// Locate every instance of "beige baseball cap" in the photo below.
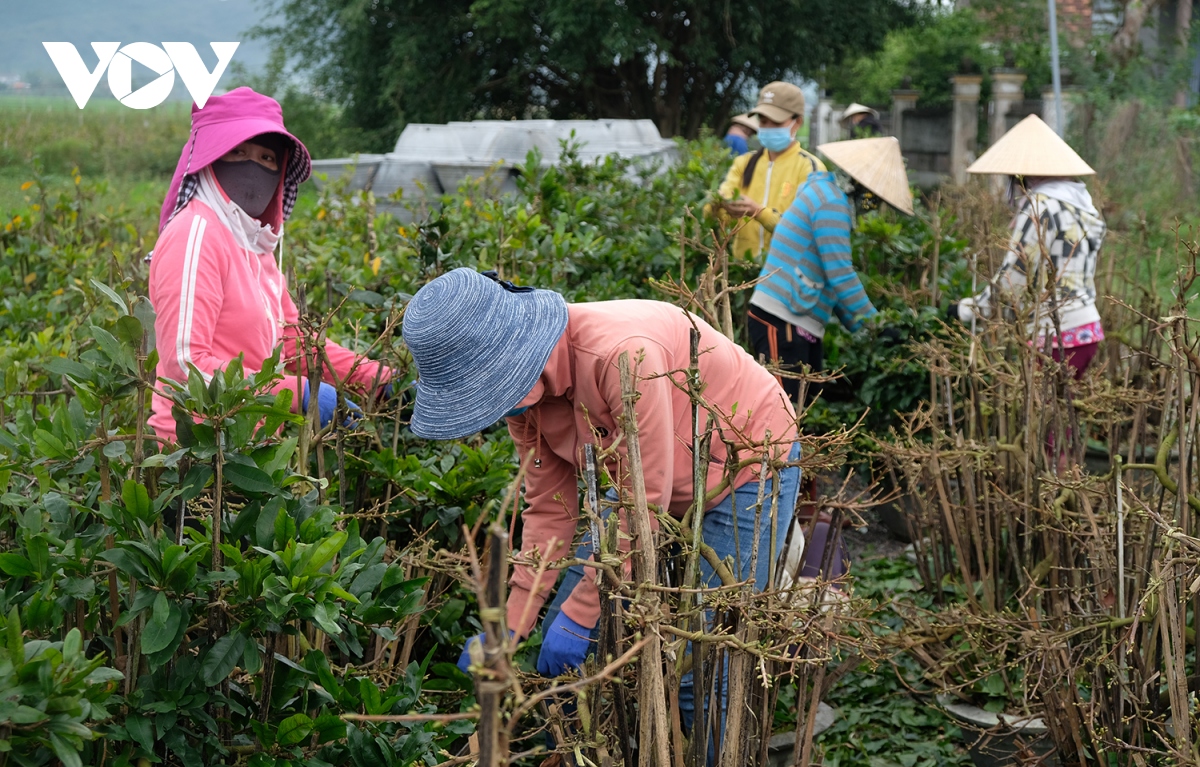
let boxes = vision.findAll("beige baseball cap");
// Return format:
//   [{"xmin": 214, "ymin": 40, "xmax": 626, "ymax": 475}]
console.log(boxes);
[{"xmin": 750, "ymin": 82, "xmax": 806, "ymax": 124}]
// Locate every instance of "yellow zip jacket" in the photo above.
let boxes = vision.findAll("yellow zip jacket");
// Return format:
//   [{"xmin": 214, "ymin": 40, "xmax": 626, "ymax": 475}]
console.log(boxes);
[{"xmin": 715, "ymin": 142, "xmax": 826, "ymax": 260}]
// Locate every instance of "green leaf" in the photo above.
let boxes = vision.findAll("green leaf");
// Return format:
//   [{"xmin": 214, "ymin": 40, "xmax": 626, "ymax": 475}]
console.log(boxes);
[
  {"xmin": 90, "ymin": 279, "xmax": 129, "ymax": 316},
  {"xmin": 124, "ymin": 712, "xmax": 154, "ymax": 752},
  {"xmin": 113, "ymin": 314, "xmax": 144, "ymax": 349},
  {"xmin": 347, "ymin": 289, "xmax": 384, "ymax": 307},
  {"xmin": 307, "ymin": 531, "xmax": 348, "ymax": 574},
  {"xmin": 102, "ymin": 439, "xmax": 128, "ymax": 459},
  {"xmin": 141, "ymin": 599, "xmax": 183, "ymax": 655},
  {"xmin": 63, "ymin": 628, "xmax": 82, "ymax": 659},
  {"xmin": 276, "ymin": 712, "xmax": 314, "ymax": 745},
  {"xmin": 310, "ymin": 602, "xmax": 342, "ymax": 635},
  {"xmin": 152, "ymin": 592, "xmax": 169, "ymax": 625},
  {"xmin": 121, "ymin": 480, "xmax": 152, "ymax": 519},
  {"xmin": 49, "ymin": 732, "xmax": 83, "ymax": 767},
  {"xmin": 11, "ymin": 705, "xmax": 48, "ymax": 724},
  {"xmin": 32, "ymin": 429, "xmax": 70, "ymax": 460},
  {"xmin": 312, "ymin": 712, "xmax": 347, "ymax": 743},
  {"xmin": 224, "ymin": 462, "xmax": 276, "ymax": 495},
  {"xmin": 242, "ymin": 637, "xmax": 263, "ymax": 675},
  {"xmin": 42, "ymin": 357, "xmax": 94, "ymax": 383},
  {"xmin": 85, "ymin": 666, "xmax": 124, "ymax": 685},
  {"xmin": 256, "ymin": 497, "xmax": 284, "ymax": 549},
  {"xmin": 6, "ymin": 608, "xmax": 22, "ymax": 660},
  {"xmin": 98, "ymin": 548, "xmax": 151, "ymax": 582},
  {"xmin": 0, "ymin": 554, "xmax": 34, "ymax": 577},
  {"xmin": 201, "ymin": 630, "xmax": 248, "ymax": 686}
]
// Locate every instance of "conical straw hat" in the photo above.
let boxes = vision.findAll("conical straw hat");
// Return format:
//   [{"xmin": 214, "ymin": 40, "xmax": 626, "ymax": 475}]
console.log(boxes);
[
  {"xmin": 817, "ymin": 137, "xmax": 914, "ymax": 215},
  {"xmin": 967, "ymin": 114, "xmax": 1094, "ymax": 176},
  {"xmin": 730, "ymin": 113, "xmax": 759, "ymax": 131},
  {"xmin": 841, "ymin": 103, "xmax": 879, "ymax": 122}
]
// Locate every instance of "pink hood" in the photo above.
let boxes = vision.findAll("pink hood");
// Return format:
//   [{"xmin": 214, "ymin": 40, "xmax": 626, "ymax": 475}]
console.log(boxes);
[{"xmin": 158, "ymin": 87, "xmax": 312, "ymax": 233}]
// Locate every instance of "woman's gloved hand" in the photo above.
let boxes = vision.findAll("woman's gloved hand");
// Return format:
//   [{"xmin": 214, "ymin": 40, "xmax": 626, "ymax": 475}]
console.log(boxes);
[
  {"xmin": 302, "ymin": 381, "xmax": 362, "ymax": 428},
  {"xmin": 457, "ymin": 633, "xmax": 484, "ymax": 674},
  {"xmin": 456, "ymin": 630, "xmax": 514, "ymax": 674},
  {"xmin": 878, "ymin": 326, "xmax": 903, "ymax": 345},
  {"xmin": 536, "ymin": 612, "xmax": 593, "ymax": 676}
]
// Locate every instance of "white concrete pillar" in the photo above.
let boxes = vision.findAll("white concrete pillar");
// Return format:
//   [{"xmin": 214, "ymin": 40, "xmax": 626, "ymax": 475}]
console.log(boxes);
[
  {"xmin": 1042, "ymin": 85, "xmax": 1082, "ymax": 135},
  {"xmin": 989, "ymin": 69, "xmax": 1027, "ymax": 146},
  {"xmin": 811, "ymin": 97, "xmax": 835, "ymax": 147},
  {"xmin": 890, "ymin": 88, "xmax": 920, "ymax": 149},
  {"xmin": 950, "ymin": 74, "xmax": 983, "ymax": 185}
]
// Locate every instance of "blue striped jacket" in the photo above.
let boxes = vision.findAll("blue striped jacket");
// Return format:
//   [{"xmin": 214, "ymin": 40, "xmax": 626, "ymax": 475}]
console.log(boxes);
[{"xmin": 748, "ymin": 171, "xmax": 877, "ymax": 339}]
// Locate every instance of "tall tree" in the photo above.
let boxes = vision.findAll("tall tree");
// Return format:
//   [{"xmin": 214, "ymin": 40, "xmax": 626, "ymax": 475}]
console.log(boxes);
[{"xmin": 257, "ymin": 0, "xmax": 919, "ymax": 148}]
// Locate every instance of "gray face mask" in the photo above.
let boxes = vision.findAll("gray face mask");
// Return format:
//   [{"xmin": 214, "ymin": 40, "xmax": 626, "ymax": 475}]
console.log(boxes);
[{"xmin": 212, "ymin": 159, "xmax": 281, "ymax": 219}]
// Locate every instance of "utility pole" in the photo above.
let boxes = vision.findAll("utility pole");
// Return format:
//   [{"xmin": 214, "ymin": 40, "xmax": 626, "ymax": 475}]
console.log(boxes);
[{"xmin": 1048, "ymin": 0, "xmax": 1065, "ymax": 136}]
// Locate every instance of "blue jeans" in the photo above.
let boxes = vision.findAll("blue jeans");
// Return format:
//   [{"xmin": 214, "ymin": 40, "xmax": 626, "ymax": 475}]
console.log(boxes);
[{"xmin": 541, "ymin": 443, "xmax": 801, "ymax": 756}]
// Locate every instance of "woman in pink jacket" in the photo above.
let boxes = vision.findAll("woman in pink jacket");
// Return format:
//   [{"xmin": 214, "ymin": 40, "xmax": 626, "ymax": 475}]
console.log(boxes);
[{"xmin": 148, "ymin": 87, "xmax": 390, "ymax": 442}]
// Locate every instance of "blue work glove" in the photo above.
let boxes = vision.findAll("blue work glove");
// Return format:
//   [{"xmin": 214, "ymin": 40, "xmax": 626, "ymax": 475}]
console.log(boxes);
[
  {"xmin": 457, "ymin": 633, "xmax": 484, "ymax": 674},
  {"xmin": 536, "ymin": 612, "xmax": 594, "ymax": 676},
  {"xmin": 456, "ymin": 630, "xmax": 514, "ymax": 674},
  {"xmin": 302, "ymin": 381, "xmax": 362, "ymax": 428}
]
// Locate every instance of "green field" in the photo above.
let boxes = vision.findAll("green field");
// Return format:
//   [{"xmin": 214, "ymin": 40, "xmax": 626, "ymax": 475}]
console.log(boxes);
[{"xmin": 0, "ymin": 97, "xmax": 191, "ymax": 217}]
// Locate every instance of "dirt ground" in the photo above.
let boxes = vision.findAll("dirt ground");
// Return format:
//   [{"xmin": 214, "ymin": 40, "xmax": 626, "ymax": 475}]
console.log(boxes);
[
  {"xmin": 843, "ymin": 506, "xmax": 910, "ymax": 562},
  {"xmin": 817, "ymin": 470, "xmax": 910, "ymax": 563}
]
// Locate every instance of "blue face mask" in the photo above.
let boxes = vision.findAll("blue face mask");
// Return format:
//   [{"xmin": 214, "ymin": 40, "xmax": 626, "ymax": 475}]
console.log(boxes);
[
  {"xmin": 505, "ymin": 406, "xmax": 530, "ymax": 418},
  {"xmin": 757, "ymin": 126, "xmax": 795, "ymax": 152}
]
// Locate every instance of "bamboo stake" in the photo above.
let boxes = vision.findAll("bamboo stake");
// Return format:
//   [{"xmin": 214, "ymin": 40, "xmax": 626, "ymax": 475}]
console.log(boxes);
[
  {"xmin": 617, "ymin": 351, "xmax": 672, "ymax": 767},
  {"xmin": 684, "ymin": 327, "xmax": 710, "ymax": 766},
  {"xmin": 476, "ymin": 524, "xmax": 510, "ymax": 767}
]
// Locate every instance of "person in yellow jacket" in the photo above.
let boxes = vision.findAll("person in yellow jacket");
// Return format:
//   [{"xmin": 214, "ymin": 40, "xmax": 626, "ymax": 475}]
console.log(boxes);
[{"xmin": 716, "ymin": 81, "xmax": 826, "ymax": 260}]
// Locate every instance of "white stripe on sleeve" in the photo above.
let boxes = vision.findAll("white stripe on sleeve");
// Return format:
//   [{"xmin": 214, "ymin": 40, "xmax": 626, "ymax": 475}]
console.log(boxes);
[{"xmin": 175, "ymin": 215, "xmax": 212, "ymax": 383}]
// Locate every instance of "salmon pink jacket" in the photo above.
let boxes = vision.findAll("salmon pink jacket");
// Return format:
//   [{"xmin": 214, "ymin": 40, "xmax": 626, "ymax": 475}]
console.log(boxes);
[
  {"xmin": 504, "ymin": 300, "xmax": 798, "ymax": 636},
  {"xmin": 147, "ymin": 197, "xmax": 389, "ymax": 441}
]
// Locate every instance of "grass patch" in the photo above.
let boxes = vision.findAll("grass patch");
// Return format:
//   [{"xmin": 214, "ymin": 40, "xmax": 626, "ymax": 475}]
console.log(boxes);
[{"xmin": 0, "ymin": 96, "xmax": 190, "ymax": 218}]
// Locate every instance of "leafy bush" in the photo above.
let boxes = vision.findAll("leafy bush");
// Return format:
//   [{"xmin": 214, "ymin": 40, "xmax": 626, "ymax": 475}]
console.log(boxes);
[{"xmin": 0, "ymin": 612, "xmax": 122, "ymax": 767}]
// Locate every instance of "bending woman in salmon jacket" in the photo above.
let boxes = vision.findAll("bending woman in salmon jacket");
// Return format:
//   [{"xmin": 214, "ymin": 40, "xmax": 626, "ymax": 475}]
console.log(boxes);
[
  {"xmin": 148, "ymin": 87, "xmax": 390, "ymax": 442},
  {"xmin": 402, "ymin": 268, "xmax": 801, "ymax": 746}
]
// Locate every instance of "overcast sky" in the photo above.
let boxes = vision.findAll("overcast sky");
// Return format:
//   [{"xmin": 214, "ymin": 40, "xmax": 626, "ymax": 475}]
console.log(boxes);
[{"xmin": 0, "ymin": 0, "xmax": 272, "ymax": 91}]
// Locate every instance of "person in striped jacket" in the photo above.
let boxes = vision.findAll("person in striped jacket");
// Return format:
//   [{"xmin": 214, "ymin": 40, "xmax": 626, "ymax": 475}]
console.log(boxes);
[
  {"xmin": 747, "ymin": 138, "xmax": 912, "ymax": 562},
  {"xmin": 147, "ymin": 88, "xmax": 390, "ymax": 443},
  {"xmin": 747, "ymin": 137, "xmax": 913, "ymax": 404}
]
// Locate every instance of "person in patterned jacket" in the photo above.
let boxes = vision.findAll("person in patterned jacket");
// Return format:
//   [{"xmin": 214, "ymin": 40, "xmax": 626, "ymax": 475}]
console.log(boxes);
[{"xmin": 949, "ymin": 115, "xmax": 1106, "ymax": 379}]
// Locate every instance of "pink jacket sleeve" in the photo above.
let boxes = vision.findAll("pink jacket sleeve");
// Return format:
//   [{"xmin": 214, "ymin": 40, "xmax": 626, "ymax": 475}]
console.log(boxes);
[
  {"xmin": 558, "ymin": 339, "xmax": 676, "ymax": 630},
  {"xmin": 278, "ymin": 289, "xmax": 392, "ymax": 394},
  {"xmin": 150, "ymin": 218, "xmax": 305, "ymax": 406},
  {"xmin": 505, "ymin": 398, "xmax": 582, "ymax": 637}
]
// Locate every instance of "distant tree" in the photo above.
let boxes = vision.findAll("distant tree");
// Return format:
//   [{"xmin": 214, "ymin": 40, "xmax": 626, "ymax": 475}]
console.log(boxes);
[
  {"xmin": 256, "ymin": 0, "xmax": 920, "ymax": 149},
  {"xmin": 825, "ymin": 10, "xmax": 995, "ymax": 109}
]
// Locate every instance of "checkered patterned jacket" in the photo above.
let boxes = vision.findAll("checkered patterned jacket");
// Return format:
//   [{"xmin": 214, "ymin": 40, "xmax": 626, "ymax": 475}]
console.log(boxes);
[{"xmin": 964, "ymin": 188, "xmax": 1106, "ymax": 332}]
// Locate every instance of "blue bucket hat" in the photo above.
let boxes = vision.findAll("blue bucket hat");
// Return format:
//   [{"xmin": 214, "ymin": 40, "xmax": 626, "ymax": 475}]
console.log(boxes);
[{"xmin": 402, "ymin": 268, "xmax": 569, "ymax": 439}]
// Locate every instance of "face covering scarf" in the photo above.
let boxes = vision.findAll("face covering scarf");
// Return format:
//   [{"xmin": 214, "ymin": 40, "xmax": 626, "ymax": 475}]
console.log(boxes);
[
  {"xmin": 757, "ymin": 126, "xmax": 794, "ymax": 152},
  {"xmin": 212, "ymin": 159, "xmax": 281, "ymax": 219},
  {"xmin": 194, "ymin": 166, "xmax": 280, "ymax": 256}
]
